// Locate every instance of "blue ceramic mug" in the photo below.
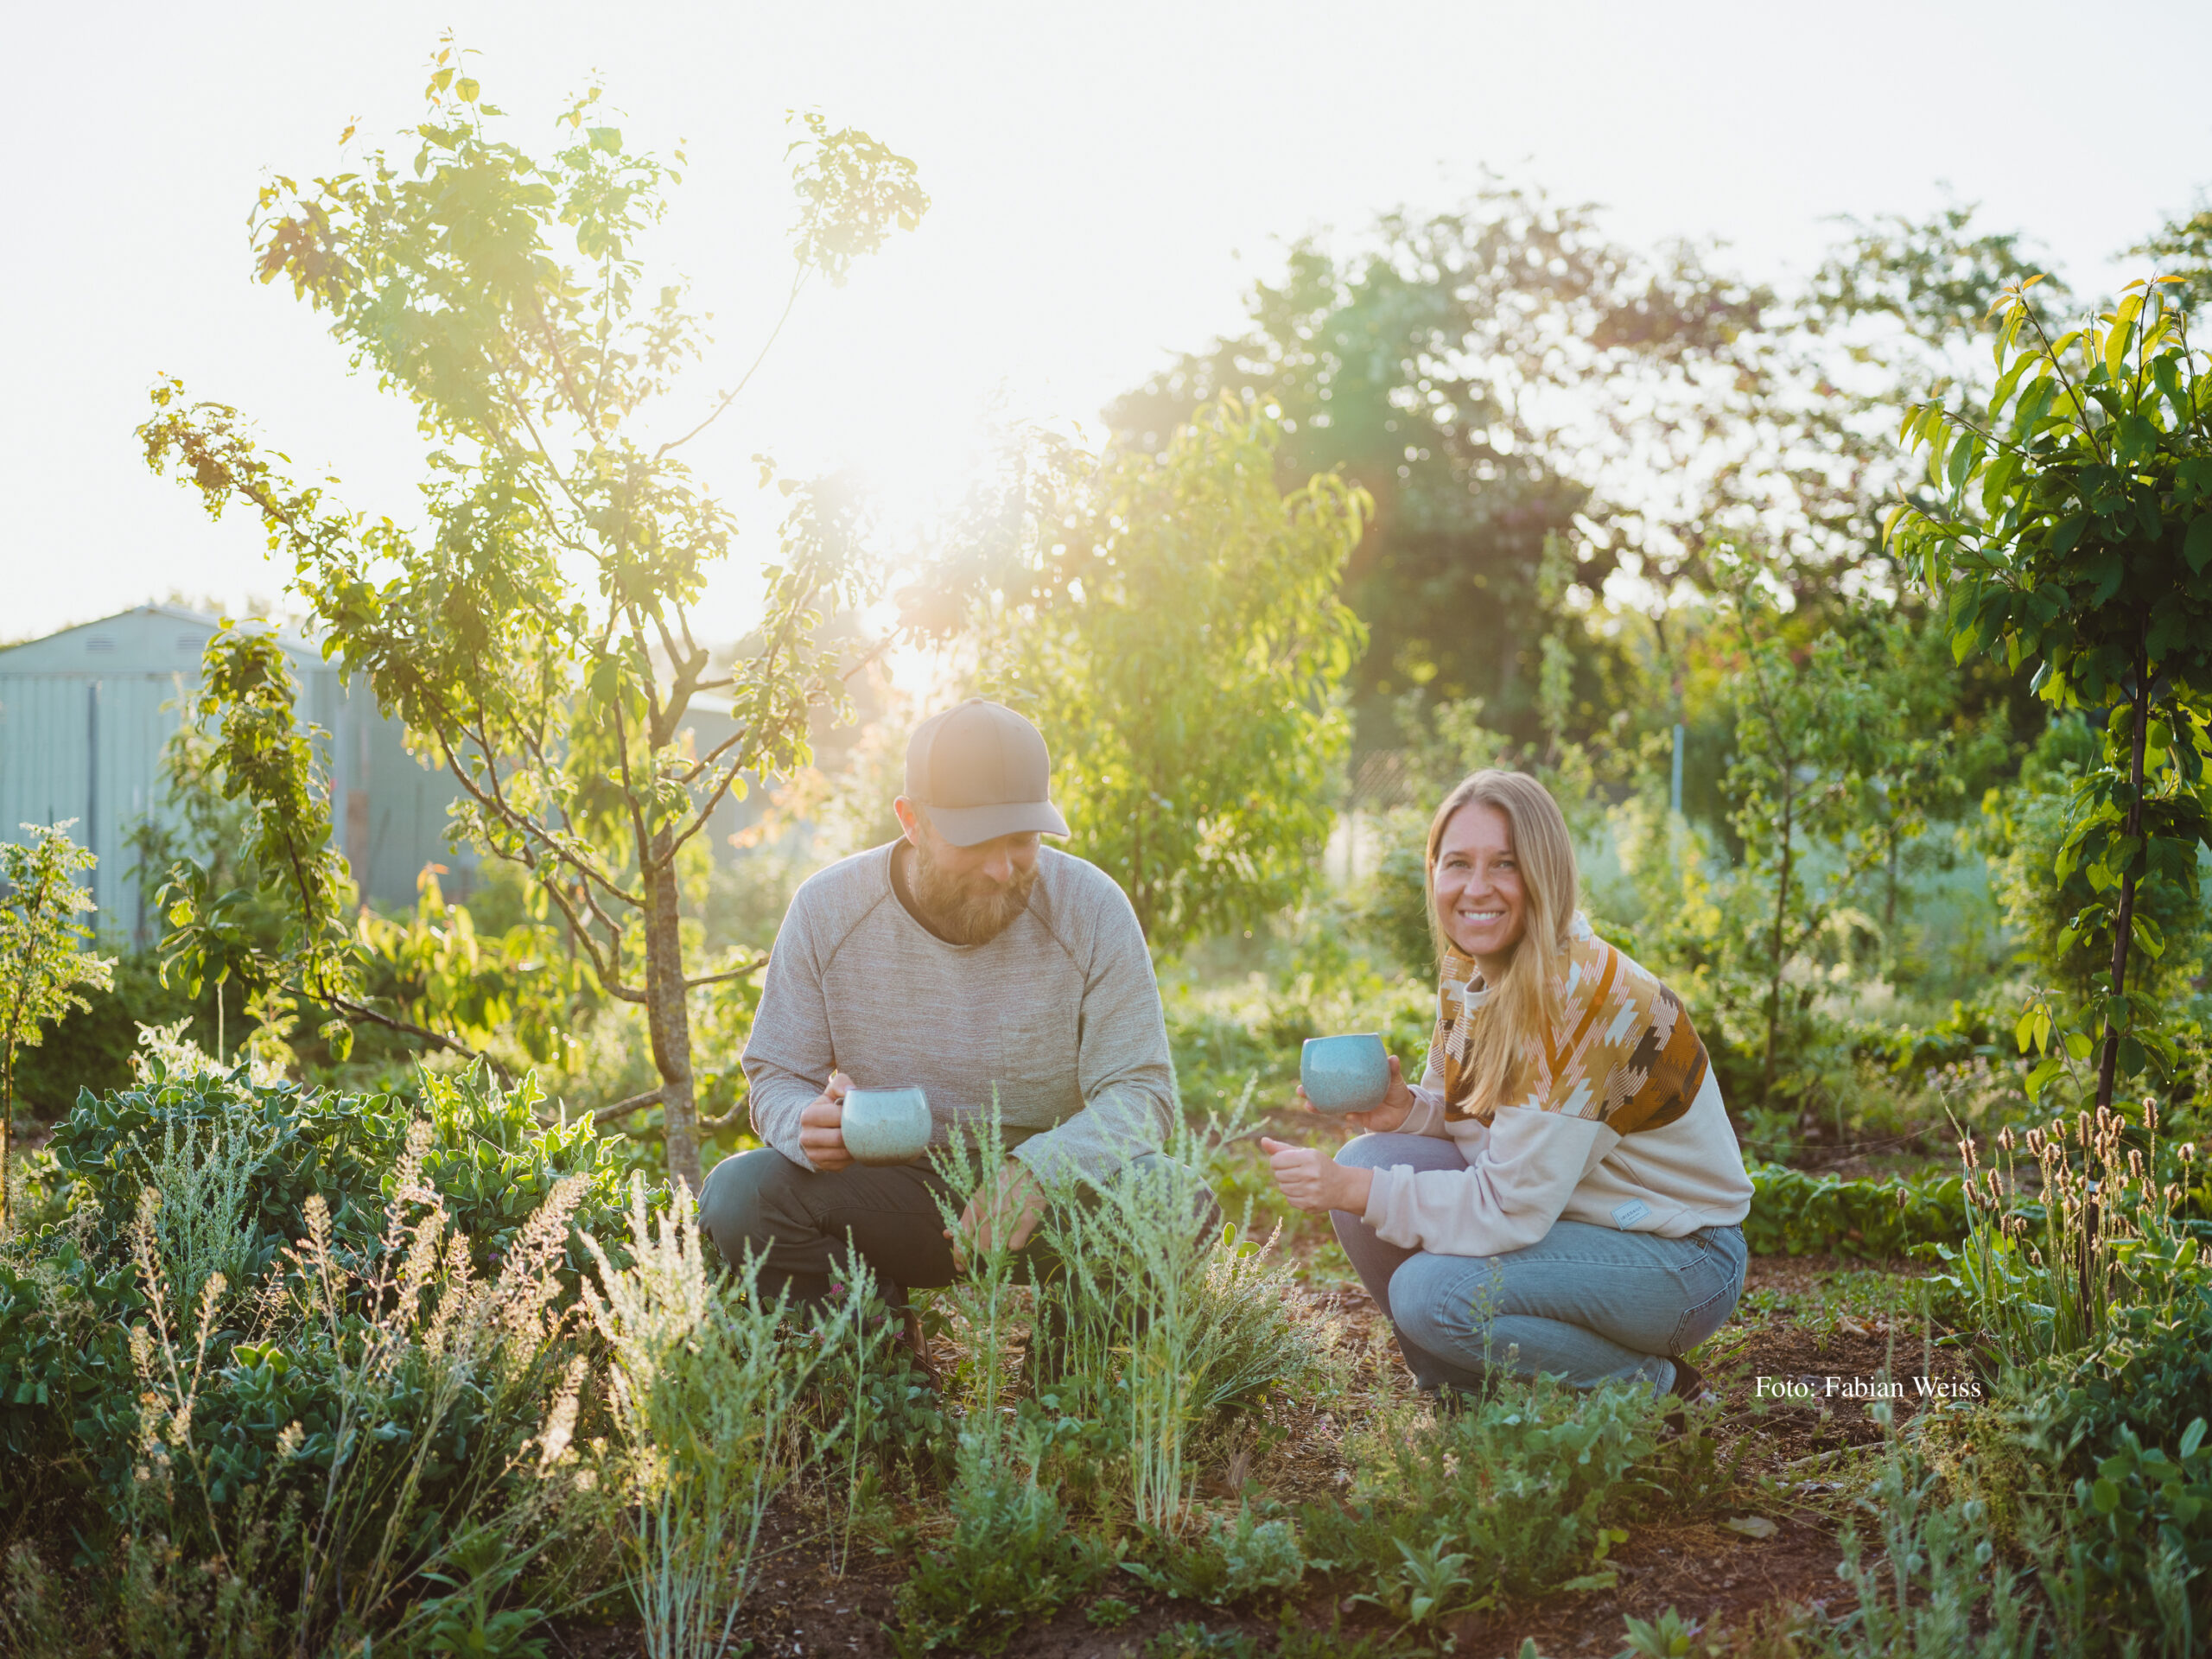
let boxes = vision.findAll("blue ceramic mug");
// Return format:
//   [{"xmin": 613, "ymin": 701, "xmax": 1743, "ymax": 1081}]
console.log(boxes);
[
  {"xmin": 841, "ymin": 1086, "xmax": 933, "ymax": 1166},
  {"xmin": 1300, "ymin": 1033, "xmax": 1390, "ymax": 1115}
]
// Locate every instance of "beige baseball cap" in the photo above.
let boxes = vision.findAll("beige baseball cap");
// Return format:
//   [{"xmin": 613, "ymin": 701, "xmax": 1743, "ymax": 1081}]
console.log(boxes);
[{"xmin": 903, "ymin": 697, "xmax": 1071, "ymax": 847}]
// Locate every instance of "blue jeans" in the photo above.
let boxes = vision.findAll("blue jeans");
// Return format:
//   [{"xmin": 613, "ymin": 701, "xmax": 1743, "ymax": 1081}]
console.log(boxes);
[{"xmin": 1331, "ymin": 1132, "xmax": 1747, "ymax": 1396}]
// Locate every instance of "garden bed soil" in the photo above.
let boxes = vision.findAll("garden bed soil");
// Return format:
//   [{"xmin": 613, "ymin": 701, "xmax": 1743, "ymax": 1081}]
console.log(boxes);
[{"xmin": 545, "ymin": 1250, "xmax": 1975, "ymax": 1658}]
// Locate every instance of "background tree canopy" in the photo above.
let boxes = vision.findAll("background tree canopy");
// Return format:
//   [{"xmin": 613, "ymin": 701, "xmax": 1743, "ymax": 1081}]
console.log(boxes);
[{"xmin": 1108, "ymin": 187, "xmax": 2057, "ymax": 754}]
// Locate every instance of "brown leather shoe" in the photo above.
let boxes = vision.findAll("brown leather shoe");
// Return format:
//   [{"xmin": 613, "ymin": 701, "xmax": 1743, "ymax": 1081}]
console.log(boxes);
[{"xmin": 1662, "ymin": 1357, "xmax": 1708, "ymax": 1434}]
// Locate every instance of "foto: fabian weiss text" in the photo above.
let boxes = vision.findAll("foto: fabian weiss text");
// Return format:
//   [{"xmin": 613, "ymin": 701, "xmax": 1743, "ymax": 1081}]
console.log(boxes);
[{"xmin": 1753, "ymin": 1375, "xmax": 1983, "ymax": 1401}]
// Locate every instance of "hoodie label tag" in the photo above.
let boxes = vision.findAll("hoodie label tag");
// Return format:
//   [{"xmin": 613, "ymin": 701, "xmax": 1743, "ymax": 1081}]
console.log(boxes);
[{"xmin": 1611, "ymin": 1198, "xmax": 1651, "ymax": 1230}]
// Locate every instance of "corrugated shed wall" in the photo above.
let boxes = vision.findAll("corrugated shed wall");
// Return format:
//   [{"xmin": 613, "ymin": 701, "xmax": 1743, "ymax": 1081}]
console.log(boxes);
[
  {"xmin": 0, "ymin": 608, "xmax": 474, "ymax": 941},
  {"xmin": 0, "ymin": 670, "xmax": 199, "ymax": 935}
]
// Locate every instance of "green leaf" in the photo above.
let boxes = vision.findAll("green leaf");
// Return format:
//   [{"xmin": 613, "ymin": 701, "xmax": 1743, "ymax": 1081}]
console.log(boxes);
[
  {"xmin": 2133, "ymin": 915, "xmax": 2164, "ymax": 959},
  {"xmin": 2115, "ymin": 412, "xmax": 2157, "ymax": 465},
  {"xmin": 2103, "ymin": 321, "xmax": 2131, "ymax": 381},
  {"xmin": 1947, "ymin": 434, "xmax": 1983, "ymax": 495},
  {"xmin": 588, "ymin": 126, "xmax": 623, "ymax": 155},
  {"xmin": 2185, "ymin": 514, "xmax": 2212, "ymax": 575},
  {"xmin": 2153, "ymin": 354, "xmax": 2189, "ymax": 424}
]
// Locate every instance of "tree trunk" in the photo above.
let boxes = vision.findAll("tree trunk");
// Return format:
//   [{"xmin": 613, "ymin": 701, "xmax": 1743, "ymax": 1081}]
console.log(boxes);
[
  {"xmin": 1, "ymin": 1034, "xmax": 16, "ymax": 1236},
  {"xmin": 2094, "ymin": 671, "xmax": 2152, "ymax": 1111},
  {"xmin": 1764, "ymin": 785, "xmax": 1796, "ymax": 1097},
  {"xmin": 644, "ymin": 827, "xmax": 700, "ymax": 1192}
]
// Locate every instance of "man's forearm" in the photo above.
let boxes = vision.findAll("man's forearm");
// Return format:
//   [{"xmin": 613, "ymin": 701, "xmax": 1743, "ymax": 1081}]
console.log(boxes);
[
  {"xmin": 1012, "ymin": 1081, "xmax": 1169, "ymax": 1185},
  {"xmin": 745, "ymin": 1065, "xmax": 826, "ymax": 1167}
]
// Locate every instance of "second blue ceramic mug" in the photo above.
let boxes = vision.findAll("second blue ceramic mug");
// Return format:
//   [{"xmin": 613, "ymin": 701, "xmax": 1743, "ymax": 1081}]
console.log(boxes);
[{"xmin": 1300, "ymin": 1033, "xmax": 1390, "ymax": 1115}]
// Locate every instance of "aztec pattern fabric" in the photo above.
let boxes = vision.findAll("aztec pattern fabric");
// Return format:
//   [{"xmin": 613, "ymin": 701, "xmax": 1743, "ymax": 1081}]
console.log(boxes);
[{"xmin": 1433, "ymin": 917, "xmax": 1709, "ymax": 1134}]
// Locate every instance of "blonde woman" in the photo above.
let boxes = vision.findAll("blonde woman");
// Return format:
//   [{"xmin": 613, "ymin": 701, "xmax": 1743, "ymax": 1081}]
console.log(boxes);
[{"xmin": 1262, "ymin": 770, "xmax": 1752, "ymax": 1405}]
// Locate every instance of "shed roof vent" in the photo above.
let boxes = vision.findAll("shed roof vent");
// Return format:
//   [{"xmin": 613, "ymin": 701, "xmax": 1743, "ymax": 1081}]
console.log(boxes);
[{"xmin": 86, "ymin": 637, "xmax": 115, "ymax": 652}]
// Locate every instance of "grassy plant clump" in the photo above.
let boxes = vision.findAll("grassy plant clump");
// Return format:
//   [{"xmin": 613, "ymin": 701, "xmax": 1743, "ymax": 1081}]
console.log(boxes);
[
  {"xmin": 1925, "ymin": 1098, "xmax": 2212, "ymax": 1647},
  {"xmin": 0, "ymin": 1063, "xmax": 645, "ymax": 1653},
  {"xmin": 888, "ymin": 1103, "xmax": 1317, "ymax": 1649},
  {"xmin": 1942, "ymin": 1102, "xmax": 2201, "ymax": 1365},
  {"xmin": 1030, "ymin": 1154, "xmax": 1315, "ymax": 1529},
  {"xmin": 891, "ymin": 1425, "xmax": 1116, "ymax": 1656},
  {"xmin": 1122, "ymin": 1501, "xmax": 1308, "ymax": 1605}
]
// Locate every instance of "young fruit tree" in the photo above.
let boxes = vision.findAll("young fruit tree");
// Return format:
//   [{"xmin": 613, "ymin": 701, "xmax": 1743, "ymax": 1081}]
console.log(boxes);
[
  {"xmin": 139, "ymin": 60, "xmax": 928, "ymax": 1190},
  {"xmin": 0, "ymin": 823, "xmax": 115, "ymax": 1233},
  {"xmin": 976, "ymin": 397, "xmax": 1370, "ymax": 957},
  {"xmin": 1890, "ymin": 276, "xmax": 2212, "ymax": 1108},
  {"xmin": 1711, "ymin": 557, "xmax": 1885, "ymax": 1096}
]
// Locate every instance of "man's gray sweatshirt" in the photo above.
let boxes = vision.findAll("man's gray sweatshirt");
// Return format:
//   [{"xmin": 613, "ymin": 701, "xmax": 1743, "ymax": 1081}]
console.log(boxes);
[{"xmin": 741, "ymin": 842, "xmax": 1174, "ymax": 1184}]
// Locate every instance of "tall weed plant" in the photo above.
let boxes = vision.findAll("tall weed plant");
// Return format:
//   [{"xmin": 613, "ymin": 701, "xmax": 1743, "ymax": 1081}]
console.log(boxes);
[
  {"xmin": 1939, "ymin": 1101, "xmax": 2201, "ymax": 1364},
  {"xmin": 582, "ymin": 1175, "xmax": 862, "ymax": 1659}
]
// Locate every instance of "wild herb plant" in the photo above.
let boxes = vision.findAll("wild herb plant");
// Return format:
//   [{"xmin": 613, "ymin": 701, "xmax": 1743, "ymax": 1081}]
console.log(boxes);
[
  {"xmin": 130, "ymin": 1109, "xmax": 275, "ymax": 1309},
  {"xmin": 890, "ymin": 1421, "xmax": 1114, "ymax": 1657},
  {"xmin": 1306, "ymin": 1375, "xmax": 1663, "ymax": 1624},
  {"xmin": 0, "ymin": 1066, "xmax": 644, "ymax": 1653},
  {"xmin": 1039, "ymin": 1156, "xmax": 1238, "ymax": 1529},
  {"xmin": 1024, "ymin": 1098, "xmax": 1314, "ymax": 1530},
  {"xmin": 1122, "ymin": 1501, "xmax": 1308, "ymax": 1605},
  {"xmin": 887, "ymin": 1100, "xmax": 1313, "ymax": 1649},
  {"xmin": 582, "ymin": 1174, "xmax": 863, "ymax": 1659},
  {"xmin": 1823, "ymin": 1429, "xmax": 2042, "ymax": 1659}
]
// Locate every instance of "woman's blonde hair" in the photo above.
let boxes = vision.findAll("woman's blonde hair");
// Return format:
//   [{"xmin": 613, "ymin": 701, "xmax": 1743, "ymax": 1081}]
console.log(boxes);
[{"xmin": 1425, "ymin": 770, "xmax": 1581, "ymax": 1109}]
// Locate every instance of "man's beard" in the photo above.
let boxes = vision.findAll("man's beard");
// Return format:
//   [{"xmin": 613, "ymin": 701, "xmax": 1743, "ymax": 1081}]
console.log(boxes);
[{"xmin": 909, "ymin": 841, "xmax": 1038, "ymax": 945}]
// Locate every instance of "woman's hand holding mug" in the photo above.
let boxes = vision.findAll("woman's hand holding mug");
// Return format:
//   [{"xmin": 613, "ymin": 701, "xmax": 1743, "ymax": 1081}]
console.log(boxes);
[{"xmin": 1294, "ymin": 1053, "xmax": 1414, "ymax": 1133}]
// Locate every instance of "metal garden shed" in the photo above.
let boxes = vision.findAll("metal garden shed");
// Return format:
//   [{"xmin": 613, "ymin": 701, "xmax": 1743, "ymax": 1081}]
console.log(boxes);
[{"xmin": 0, "ymin": 605, "xmax": 474, "ymax": 941}]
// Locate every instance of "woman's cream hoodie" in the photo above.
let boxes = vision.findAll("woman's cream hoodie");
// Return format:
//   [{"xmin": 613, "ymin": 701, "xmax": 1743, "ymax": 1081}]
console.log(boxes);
[{"xmin": 1360, "ymin": 917, "xmax": 1754, "ymax": 1256}]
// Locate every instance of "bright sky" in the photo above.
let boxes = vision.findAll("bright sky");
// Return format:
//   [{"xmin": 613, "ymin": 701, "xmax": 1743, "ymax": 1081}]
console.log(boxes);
[{"xmin": 8, "ymin": 0, "xmax": 2209, "ymax": 648}]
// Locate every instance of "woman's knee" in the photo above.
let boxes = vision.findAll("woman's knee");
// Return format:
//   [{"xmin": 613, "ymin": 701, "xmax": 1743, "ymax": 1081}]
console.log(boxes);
[
  {"xmin": 1386, "ymin": 1253, "xmax": 1497, "ymax": 1351},
  {"xmin": 1336, "ymin": 1132, "xmax": 1452, "ymax": 1173}
]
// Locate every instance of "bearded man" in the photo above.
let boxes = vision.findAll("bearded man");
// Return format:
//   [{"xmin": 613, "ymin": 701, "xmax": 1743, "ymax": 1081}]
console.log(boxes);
[{"xmin": 701, "ymin": 698, "xmax": 1205, "ymax": 1355}]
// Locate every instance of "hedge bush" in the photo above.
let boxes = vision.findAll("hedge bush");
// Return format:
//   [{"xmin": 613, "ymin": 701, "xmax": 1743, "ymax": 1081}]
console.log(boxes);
[{"xmin": 1742, "ymin": 1160, "xmax": 1968, "ymax": 1259}]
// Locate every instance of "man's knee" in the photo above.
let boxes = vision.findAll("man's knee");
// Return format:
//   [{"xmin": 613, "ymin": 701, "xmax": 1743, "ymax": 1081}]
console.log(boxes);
[{"xmin": 698, "ymin": 1147, "xmax": 806, "ymax": 1267}]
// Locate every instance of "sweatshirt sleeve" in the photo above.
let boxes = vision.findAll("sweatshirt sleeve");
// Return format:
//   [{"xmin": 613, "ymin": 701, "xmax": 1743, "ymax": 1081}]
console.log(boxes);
[
  {"xmin": 1362, "ymin": 1106, "xmax": 1619, "ymax": 1255},
  {"xmin": 1009, "ymin": 877, "xmax": 1174, "ymax": 1188},
  {"xmin": 739, "ymin": 901, "xmax": 836, "ymax": 1171}
]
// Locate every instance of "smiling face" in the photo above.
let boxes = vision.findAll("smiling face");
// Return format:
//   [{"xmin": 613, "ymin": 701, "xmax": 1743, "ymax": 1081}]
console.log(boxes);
[{"xmin": 1431, "ymin": 802, "xmax": 1528, "ymax": 975}]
